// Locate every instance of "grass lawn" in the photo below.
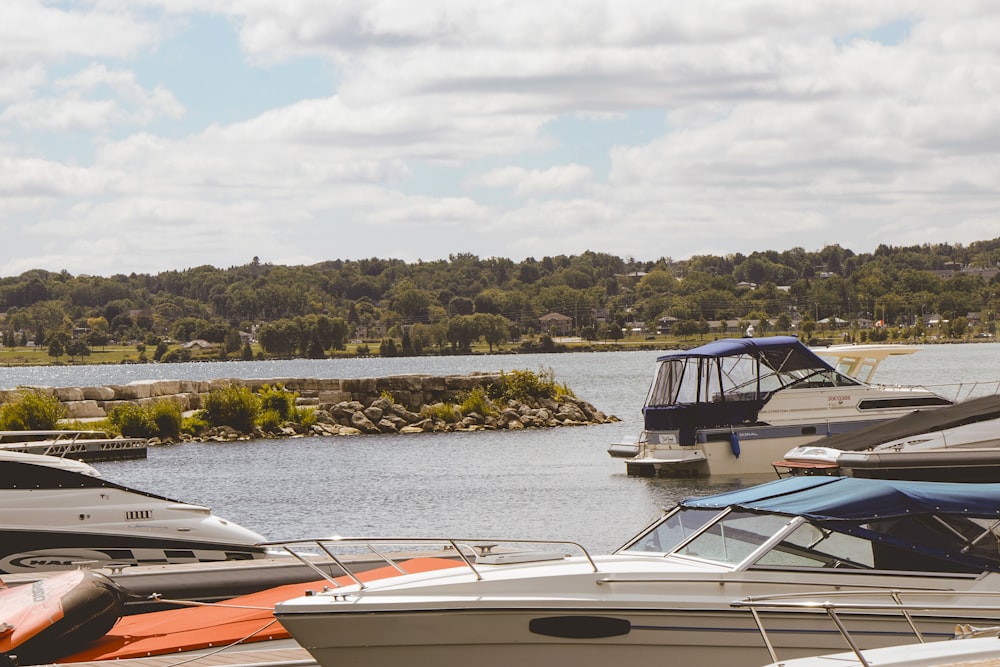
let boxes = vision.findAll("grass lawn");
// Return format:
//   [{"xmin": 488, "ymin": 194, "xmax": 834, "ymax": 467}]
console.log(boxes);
[{"xmin": 0, "ymin": 335, "xmax": 697, "ymax": 368}]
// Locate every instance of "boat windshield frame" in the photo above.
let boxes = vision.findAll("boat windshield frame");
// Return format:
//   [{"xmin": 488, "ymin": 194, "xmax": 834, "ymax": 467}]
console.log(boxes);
[
  {"xmin": 617, "ymin": 506, "xmax": 806, "ymax": 571},
  {"xmin": 618, "ymin": 501, "xmax": 1000, "ymax": 576}
]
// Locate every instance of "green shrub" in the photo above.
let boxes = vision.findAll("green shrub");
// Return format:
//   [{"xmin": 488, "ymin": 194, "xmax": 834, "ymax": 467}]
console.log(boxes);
[
  {"xmin": 420, "ymin": 402, "xmax": 459, "ymax": 423},
  {"xmin": 494, "ymin": 368, "xmax": 573, "ymax": 402},
  {"xmin": 459, "ymin": 385, "xmax": 496, "ymax": 417},
  {"xmin": 0, "ymin": 388, "xmax": 66, "ymax": 430},
  {"xmin": 200, "ymin": 384, "xmax": 261, "ymax": 433},
  {"xmin": 150, "ymin": 401, "xmax": 182, "ymax": 440},
  {"xmin": 291, "ymin": 406, "xmax": 317, "ymax": 427},
  {"xmin": 181, "ymin": 412, "xmax": 209, "ymax": 436},
  {"xmin": 108, "ymin": 403, "xmax": 157, "ymax": 438},
  {"xmin": 258, "ymin": 408, "xmax": 283, "ymax": 432},
  {"xmin": 259, "ymin": 384, "xmax": 297, "ymax": 420},
  {"xmin": 108, "ymin": 400, "xmax": 182, "ymax": 440}
]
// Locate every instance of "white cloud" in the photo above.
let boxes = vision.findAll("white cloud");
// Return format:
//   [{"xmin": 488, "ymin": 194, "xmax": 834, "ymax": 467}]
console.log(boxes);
[
  {"xmin": 476, "ymin": 165, "xmax": 593, "ymax": 197},
  {"xmin": 4, "ymin": 1, "xmax": 1000, "ymax": 275}
]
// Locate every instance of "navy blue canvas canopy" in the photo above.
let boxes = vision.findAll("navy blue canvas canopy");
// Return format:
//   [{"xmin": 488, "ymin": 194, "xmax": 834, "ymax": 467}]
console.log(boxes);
[
  {"xmin": 682, "ymin": 476, "xmax": 1000, "ymax": 521},
  {"xmin": 642, "ymin": 336, "xmax": 842, "ymax": 435},
  {"xmin": 655, "ymin": 335, "xmax": 835, "ymax": 373}
]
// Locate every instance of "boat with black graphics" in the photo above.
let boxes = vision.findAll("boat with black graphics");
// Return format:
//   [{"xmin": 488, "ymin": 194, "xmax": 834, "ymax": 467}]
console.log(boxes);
[{"xmin": 0, "ymin": 449, "xmax": 266, "ymax": 575}]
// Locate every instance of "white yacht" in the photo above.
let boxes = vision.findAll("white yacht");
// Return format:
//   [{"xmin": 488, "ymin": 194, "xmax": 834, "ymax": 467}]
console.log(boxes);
[
  {"xmin": 775, "ymin": 393, "xmax": 1000, "ymax": 480},
  {"xmin": 0, "ymin": 450, "xmax": 267, "ymax": 574},
  {"xmin": 619, "ymin": 337, "xmax": 953, "ymax": 476},
  {"xmin": 274, "ymin": 476, "xmax": 1000, "ymax": 667}
]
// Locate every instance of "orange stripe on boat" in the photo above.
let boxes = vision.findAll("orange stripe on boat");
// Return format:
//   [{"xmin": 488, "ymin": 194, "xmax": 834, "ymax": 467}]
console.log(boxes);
[{"xmin": 59, "ymin": 557, "xmax": 463, "ymax": 661}]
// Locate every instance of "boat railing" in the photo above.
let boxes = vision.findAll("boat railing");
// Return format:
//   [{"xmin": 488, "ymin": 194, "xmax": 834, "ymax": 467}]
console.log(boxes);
[
  {"xmin": 878, "ymin": 380, "xmax": 1000, "ymax": 403},
  {"xmin": 732, "ymin": 588, "xmax": 1000, "ymax": 667},
  {"xmin": 258, "ymin": 536, "xmax": 599, "ymax": 590}
]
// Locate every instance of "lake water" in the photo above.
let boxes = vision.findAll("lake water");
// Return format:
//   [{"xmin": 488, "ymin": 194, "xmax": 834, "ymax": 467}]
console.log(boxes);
[{"xmin": 5, "ymin": 342, "xmax": 1000, "ymax": 553}]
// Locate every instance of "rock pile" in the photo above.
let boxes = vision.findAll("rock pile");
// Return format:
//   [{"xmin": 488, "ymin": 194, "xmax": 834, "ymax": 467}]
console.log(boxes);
[
  {"xmin": 1, "ymin": 373, "xmax": 619, "ymax": 444},
  {"xmin": 193, "ymin": 392, "xmax": 618, "ymax": 442}
]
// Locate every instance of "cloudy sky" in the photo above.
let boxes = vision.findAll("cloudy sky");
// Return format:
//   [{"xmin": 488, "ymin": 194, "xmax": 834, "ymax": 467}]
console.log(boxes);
[{"xmin": 2, "ymin": 2, "xmax": 999, "ymax": 277}]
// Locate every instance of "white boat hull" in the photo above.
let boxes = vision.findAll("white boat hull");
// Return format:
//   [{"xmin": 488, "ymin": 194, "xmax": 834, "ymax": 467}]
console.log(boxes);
[
  {"xmin": 627, "ymin": 426, "xmax": 870, "ymax": 477},
  {"xmin": 283, "ymin": 605, "xmax": 976, "ymax": 667}
]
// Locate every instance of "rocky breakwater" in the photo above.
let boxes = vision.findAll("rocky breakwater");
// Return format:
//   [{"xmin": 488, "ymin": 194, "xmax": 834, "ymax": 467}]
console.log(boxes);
[{"xmin": 13, "ymin": 372, "xmax": 619, "ymax": 442}]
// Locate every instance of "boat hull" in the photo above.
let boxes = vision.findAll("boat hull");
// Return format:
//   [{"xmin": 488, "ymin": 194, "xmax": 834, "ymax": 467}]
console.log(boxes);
[
  {"xmin": 281, "ymin": 606, "xmax": 972, "ymax": 667},
  {"xmin": 627, "ymin": 422, "xmax": 885, "ymax": 477},
  {"xmin": 839, "ymin": 448, "xmax": 1000, "ymax": 482}
]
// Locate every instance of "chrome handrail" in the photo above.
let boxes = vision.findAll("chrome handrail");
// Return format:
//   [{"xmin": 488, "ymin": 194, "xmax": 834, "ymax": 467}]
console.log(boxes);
[
  {"xmin": 258, "ymin": 536, "xmax": 599, "ymax": 590},
  {"xmin": 878, "ymin": 380, "xmax": 1000, "ymax": 403},
  {"xmin": 732, "ymin": 588, "xmax": 1000, "ymax": 667}
]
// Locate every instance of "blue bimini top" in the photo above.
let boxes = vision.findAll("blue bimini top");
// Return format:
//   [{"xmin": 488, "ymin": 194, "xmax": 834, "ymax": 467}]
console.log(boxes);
[{"xmin": 681, "ymin": 475, "xmax": 1000, "ymax": 522}]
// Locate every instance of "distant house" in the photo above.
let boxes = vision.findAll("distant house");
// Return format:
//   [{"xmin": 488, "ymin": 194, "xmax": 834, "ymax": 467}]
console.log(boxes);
[
  {"xmin": 182, "ymin": 339, "xmax": 215, "ymax": 350},
  {"xmin": 538, "ymin": 312, "xmax": 573, "ymax": 336},
  {"xmin": 707, "ymin": 319, "xmax": 741, "ymax": 335},
  {"xmin": 656, "ymin": 316, "xmax": 679, "ymax": 334}
]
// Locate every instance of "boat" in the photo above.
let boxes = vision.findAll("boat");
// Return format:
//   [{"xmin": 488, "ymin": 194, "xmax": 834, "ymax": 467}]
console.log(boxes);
[
  {"xmin": 0, "ymin": 429, "xmax": 146, "ymax": 462},
  {"xmin": 0, "ymin": 569, "xmax": 126, "ymax": 665},
  {"xmin": 0, "ymin": 449, "xmax": 268, "ymax": 575},
  {"xmin": 49, "ymin": 557, "xmax": 464, "ymax": 664},
  {"xmin": 759, "ymin": 636, "xmax": 1000, "ymax": 667},
  {"xmin": 273, "ymin": 476, "xmax": 1000, "ymax": 667},
  {"xmin": 774, "ymin": 394, "xmax": 1000, "ymax": 481},
  {"xmin": 736, "ymin": 593, "xmax": 1000, "ymax": 667},
  {"xmin": 618, "ymin": 337, "xmax": 955, "ymax": 476}
]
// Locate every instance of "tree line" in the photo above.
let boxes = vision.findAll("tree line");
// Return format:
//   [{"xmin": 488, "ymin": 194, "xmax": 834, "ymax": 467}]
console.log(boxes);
[{"xmin": 1, "ymin": 239, "xmax": 1000, "ymax": 360}]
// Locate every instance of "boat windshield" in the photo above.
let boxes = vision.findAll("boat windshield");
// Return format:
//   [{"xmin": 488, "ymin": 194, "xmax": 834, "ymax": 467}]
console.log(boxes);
[{"xmin": 621, "ymin": 506, "xmax": 1000, "ymax": 574}]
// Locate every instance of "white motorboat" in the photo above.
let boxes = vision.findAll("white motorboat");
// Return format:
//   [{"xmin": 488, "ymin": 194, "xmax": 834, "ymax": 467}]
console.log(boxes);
[
  {"xmin": 775, "ymin": 393, "xmax": 1000, "ymax": 481},
  {"xmin": 738, "ymin": 593, "xmax": 1000, "ymax": 667},
  {"xmin": 760, "ymin": 636, "xmax": 1000, "ymax": 667},
  {"xmin": 0, "ymin": 450, "xmax": 267, "ymax": 574},
  {"xmin": 619, "ymin": 337, "xmax": 955, "ymax": 476},
  {"xmin": 273, "ymin": 476, "xmax": 1000, "ymax": 667}
]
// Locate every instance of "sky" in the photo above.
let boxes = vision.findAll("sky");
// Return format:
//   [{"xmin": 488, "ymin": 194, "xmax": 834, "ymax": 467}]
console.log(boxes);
[{"xmin": 3, "ymin": 2, "xmax": 1000, "ymax": 277}]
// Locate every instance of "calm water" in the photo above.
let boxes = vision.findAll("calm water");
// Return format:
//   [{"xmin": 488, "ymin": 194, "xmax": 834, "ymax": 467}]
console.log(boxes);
[{"xmin": 5, "ymin": 343, "xmax": 1000, "ymax": 552}]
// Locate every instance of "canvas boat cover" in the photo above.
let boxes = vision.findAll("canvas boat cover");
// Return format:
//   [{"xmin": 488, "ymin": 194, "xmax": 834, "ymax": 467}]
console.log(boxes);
[
  {"xmin": 681, "ymin": 475, "xmax": 1000, "ymax": 522},
  {"xmin": 810, "ymin": 393, "xmax": 1000, "ymax": 452},
  {"xmin": 655, "ymin": 335, "xmax": 835, "ymax": 373}
]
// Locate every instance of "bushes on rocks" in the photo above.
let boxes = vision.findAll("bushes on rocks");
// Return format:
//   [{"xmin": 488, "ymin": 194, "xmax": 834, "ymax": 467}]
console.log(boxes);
[
  {"xmin": 310, "ymin": 382, "xmax": 616, "ymax": 437},
  {"xmin": 492, "ymin": 367, "xmax": 571, "ymax": 403},
  {"xmin": 193, "ymin": 383, "xmax": 315, "ymax": 440},
  {"xmin": 182, "ymin": 371, "xmax": 616, "ymax": 441},
  {"xmin": 200, "ymin": 384, "xmax": 260, "ymax": 433},
  {"xmin": 0, "ymin": 389, "xmax": 66, "ymax": 430},
  {"xmin": 108, "ymin": 401, "xmax": 182, "ymax": 440}
]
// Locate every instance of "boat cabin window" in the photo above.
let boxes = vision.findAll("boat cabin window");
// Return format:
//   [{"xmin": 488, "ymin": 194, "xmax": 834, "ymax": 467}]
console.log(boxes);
[
  {"xmin": 749, "ymin": 515, "xmax": 996, "ymax": 574},
  {"xmin": 672, "ymin": 512, "xmax": 791, "ymax": 565},
  {"xmin": 621, "ymin": 509, "xmax": 792, "ymax": 566},
  {"xmin": 752, "ymin": 522, "xmax": 875, "ymax": 569}
]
